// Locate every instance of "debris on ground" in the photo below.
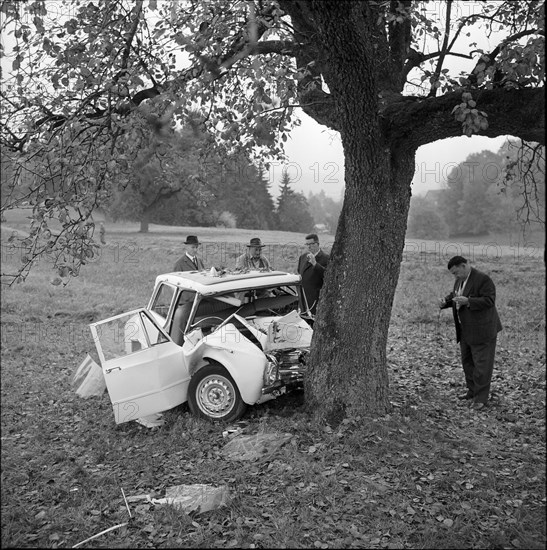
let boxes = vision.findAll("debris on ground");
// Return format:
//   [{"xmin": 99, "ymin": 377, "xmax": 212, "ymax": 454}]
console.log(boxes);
[
  {"xmin": 71, "ymin": 354, "xmax": 106, "ymax": 398},
  {"xmin": 135, "ymin": 413, "xmax": 165, "ymax": 428},
  {"xmin": 222, "ymin": 420, "xmax": 249, "ymax": 439},
  {"xmin": 221, "ymin": 432, "xmax": 293, "ymax": 461},
  {"xmin": 151, "ymin": 484, "xmax": 230, "ymax": 514}
]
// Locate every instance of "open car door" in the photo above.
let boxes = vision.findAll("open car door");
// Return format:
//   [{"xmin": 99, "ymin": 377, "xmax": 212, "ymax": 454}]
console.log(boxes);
[{"xmin": 89, "ymin": 309, "xmax": 189, "ymax": 424}]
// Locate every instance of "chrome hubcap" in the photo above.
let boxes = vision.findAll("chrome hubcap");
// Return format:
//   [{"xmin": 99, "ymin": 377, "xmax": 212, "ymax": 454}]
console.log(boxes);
[{"xmin": 197, "ymin": 376, "xmax": 235, "ymax": 418}]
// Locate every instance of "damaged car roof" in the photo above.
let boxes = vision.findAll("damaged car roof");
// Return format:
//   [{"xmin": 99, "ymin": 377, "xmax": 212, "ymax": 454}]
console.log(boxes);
[{"xmin": 157, "ymin": 270, "xmax": 302, "ymax": 295}]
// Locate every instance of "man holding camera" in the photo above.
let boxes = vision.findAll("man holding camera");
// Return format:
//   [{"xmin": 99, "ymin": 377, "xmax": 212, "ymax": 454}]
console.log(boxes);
[{"xmin": 439, "ymin": 256, "xmax": 503, "ymax": 410}]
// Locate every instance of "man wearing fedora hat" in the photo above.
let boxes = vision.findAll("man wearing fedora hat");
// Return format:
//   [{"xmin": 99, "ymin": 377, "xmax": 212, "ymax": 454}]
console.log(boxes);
[
  {"xmin": 174, "ymin": 235, "xmax": 206, "ymax": 272},
  {"xmin": 235, "ymin": 237, "xmax": 271, "ymax": 271}
]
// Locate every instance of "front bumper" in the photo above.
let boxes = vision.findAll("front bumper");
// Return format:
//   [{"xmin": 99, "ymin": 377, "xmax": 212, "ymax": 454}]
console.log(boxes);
[{"xmin": 261, "ymin": 372, "xmax": 304, "ymax": 396}]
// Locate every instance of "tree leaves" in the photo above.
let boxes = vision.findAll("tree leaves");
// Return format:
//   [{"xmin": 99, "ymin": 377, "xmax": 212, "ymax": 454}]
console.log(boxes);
[
  {"xmin": 451, "ymin": 92, "xmax": 489, "ymax": 136},
  {"xmin": 1, "ymin": 0, "xmax": 543, "ymax": 284}
]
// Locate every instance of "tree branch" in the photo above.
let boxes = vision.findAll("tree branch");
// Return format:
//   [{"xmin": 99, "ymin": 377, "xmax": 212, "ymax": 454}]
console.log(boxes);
[
  {"xmin": 251, "ymin": 39, "xmax": 301, "ymax": 56},
  {"xmin": 277, "ymin": 0, "xmax": 339, "ymax": 128},
  {"xmin": 468, "ymin": 28, "xmax": 544, "ymax": 85},
  {"xmin": 203, "ymin": 3, "xmax": 290, "ymax": 78},
  {"xmin": 428, "ymin": 0, "xmax": 453, "ymax": 97},
  {"xmin": 382, "ymin": 88, "xmax": 545, "ymax": 151},
  {"xmin": 388, "ymin": 0, "xmax": 412, "ymax": 85},
  {"xmin": 402, "ymin": 48, "xmax": 473, "ymax": 84},
  {"xmin": 120, "ymin": 1, "xmax": 143, "ymax": 72}
]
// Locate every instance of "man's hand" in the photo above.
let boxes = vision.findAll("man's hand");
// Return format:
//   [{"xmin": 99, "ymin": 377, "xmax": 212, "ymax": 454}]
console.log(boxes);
[
  {"xmin": 453, "ymin": 296, "xmax": 469, "ymax": 308},
  {"xmin": 307, "ymin": 253, "xmax": 317, "ymax": 266}
]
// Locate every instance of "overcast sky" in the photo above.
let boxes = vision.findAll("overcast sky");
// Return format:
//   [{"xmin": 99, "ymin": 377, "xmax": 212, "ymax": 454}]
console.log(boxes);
[{"xmin": 270, "ymin": 114, "xmax": 510, "ymax": 200}]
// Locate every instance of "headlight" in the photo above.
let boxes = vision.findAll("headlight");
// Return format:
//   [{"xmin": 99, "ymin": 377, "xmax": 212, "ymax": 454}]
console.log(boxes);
[{"xmin": 264, "ymin": 355, "xmax": 279, "ymax": 385}]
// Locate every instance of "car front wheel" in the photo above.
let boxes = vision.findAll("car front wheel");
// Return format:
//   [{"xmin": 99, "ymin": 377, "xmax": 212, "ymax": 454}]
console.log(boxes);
[{"xmin": 187, "ymin": 363, "xmax": 247, "ymax": 422}]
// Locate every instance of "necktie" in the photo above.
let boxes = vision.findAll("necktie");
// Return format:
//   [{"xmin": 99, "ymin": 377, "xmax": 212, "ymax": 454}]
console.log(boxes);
[
  {"xmin": 455, "ymin": 281, "xmax": 464, "ymax": 319},
  {"xmin": 192, "ymin": 257, "xmax": 198, "ymax": 269}
]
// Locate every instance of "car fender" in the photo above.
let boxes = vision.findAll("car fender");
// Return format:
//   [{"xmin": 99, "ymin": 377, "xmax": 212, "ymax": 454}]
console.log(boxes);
[{"xmin": 184, "ymin": 326, "xmax": 267, "ymax": 405}]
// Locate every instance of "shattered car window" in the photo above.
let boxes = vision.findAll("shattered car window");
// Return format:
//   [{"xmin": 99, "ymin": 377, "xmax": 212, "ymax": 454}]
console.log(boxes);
[
  {"xmin": 96, "ymin": 311, "xmax": 168, "ymax": 362},
  {"xmin": 150, "ymin": 283, "xmax": 176, "ymax": 320},
  {"xmin": 189, "ymin": 285, "xmax": 300, "ymax": 333},
  {"xmin": 143, "ymin": 313, "xmax": 170, "ymax": 346}
]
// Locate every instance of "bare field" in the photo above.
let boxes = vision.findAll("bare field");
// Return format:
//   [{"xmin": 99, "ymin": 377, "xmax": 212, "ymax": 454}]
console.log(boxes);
[{"xmin": 1, "ymin": 217, "xmax": 545, "ymax": 549}]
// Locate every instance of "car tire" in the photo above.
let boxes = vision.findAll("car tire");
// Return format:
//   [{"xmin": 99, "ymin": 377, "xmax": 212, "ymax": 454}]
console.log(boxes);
[{"xmin": 187, "ymin": 363, "xmax": 247, "ymax": 422}]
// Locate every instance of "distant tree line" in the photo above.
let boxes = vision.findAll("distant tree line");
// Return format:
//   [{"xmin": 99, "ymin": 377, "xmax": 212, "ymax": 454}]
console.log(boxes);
[
  {"xmin": 407, "ymin": 140, "xmax": 545, "ymax": 239},
  {"xmin": 0, "ymin": 108, "xmax": 343, "ymax": 235},
  {"xmin": 105, "ymin": 117, "xmax": 342, "ymax": 234},
  {"xmin": 307, "ymin": 189, "xmax": 343, "ymax": 234},
  {"xmin": 8, "ymin": 127, "xmax": 540, "ymax": 242},
  {"xmin": 105, "ymin": 116, "xmax": 277, "ymax": 232}
]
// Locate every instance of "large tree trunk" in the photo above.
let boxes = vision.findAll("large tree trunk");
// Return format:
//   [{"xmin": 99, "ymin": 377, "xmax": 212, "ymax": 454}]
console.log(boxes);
[
  {"xmin": 302, "ymin": 2, "xmax": 414, "ymax": 424},
  {"xmin": 306, "ymin": 143, "xmax": 414, "ymax": 424}
]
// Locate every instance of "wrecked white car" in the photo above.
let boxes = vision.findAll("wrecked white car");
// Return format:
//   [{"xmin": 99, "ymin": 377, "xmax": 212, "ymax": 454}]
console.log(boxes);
[{"xmin": 89, "ymin": 270, "xmax": 313, "ymax": 424}]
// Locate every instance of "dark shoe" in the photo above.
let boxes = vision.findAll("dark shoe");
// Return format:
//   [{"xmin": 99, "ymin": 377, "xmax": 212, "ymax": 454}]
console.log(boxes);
[
  {"xmin": 457, "ymin": 393, "xmax": 473, "ymax": 401},
  {"xmin": 472, "ymin": 402, "xmax": 486, "ymax": 411}
]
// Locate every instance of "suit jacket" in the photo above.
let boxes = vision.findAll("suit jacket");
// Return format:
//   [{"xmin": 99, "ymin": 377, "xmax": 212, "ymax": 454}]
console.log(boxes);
[
  {"xmin": 174, "ymin": 254, "xmax": 205, "ymax": 272},
  {"xmin": 297, "ymin": 249, "xmax": 329, "ymax": 314},
  {"xmin": 441, "ymin": 267, "xmax": 502, "ymax": 344}
]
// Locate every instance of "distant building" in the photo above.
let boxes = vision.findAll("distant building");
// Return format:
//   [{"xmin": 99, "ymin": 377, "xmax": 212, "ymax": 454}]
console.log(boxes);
[{"xmin": 313, "ymin": 223, "xmax": 329, "ymax": 234}]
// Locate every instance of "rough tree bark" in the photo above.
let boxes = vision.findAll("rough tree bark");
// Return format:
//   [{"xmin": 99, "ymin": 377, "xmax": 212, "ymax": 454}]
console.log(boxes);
[
  {"xmin": 309, "ymin": 146, "xmax": 415, "ymax": 422},
  {"xmin": 284, "ymin": 2, "xmax": 414, "ymax": 421}
]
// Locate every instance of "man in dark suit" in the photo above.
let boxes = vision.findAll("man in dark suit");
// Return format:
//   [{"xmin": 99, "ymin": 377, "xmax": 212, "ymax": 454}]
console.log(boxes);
[
  {"xmin": 297, "ymin": 233, "xmax": 329, "ymax": 323},
  {"xmin": 440, "ymin": 256, "xmax": 503, "ymax": 410},
  {"xmin": 174, "ymin": 235, "xmax": 206, "ymax": 272},
  {"xmin": 170, "ymin": 236, "xmax": 206, "ymax": 344}
]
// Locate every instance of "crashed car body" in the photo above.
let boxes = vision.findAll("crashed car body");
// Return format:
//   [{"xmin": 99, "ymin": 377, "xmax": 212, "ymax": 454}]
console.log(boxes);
[{"xmin": 89, "ymin": 270, "xmax": 313, "ymax": 424}]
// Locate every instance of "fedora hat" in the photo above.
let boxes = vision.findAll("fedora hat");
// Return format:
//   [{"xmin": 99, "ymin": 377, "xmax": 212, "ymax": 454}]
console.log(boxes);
[
  {"xmin": 184, "ymin": 235, "xmax": 200, "ymax": 245},
  {"xmin": 247, "ymin": 237, "xmax": 265, "ymax": 248}
]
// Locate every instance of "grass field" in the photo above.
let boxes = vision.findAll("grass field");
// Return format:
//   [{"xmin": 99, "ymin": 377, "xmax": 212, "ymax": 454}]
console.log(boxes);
[{"xmin": 1, "ymin": 214, "xmax": 545, "ymax": 549}]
